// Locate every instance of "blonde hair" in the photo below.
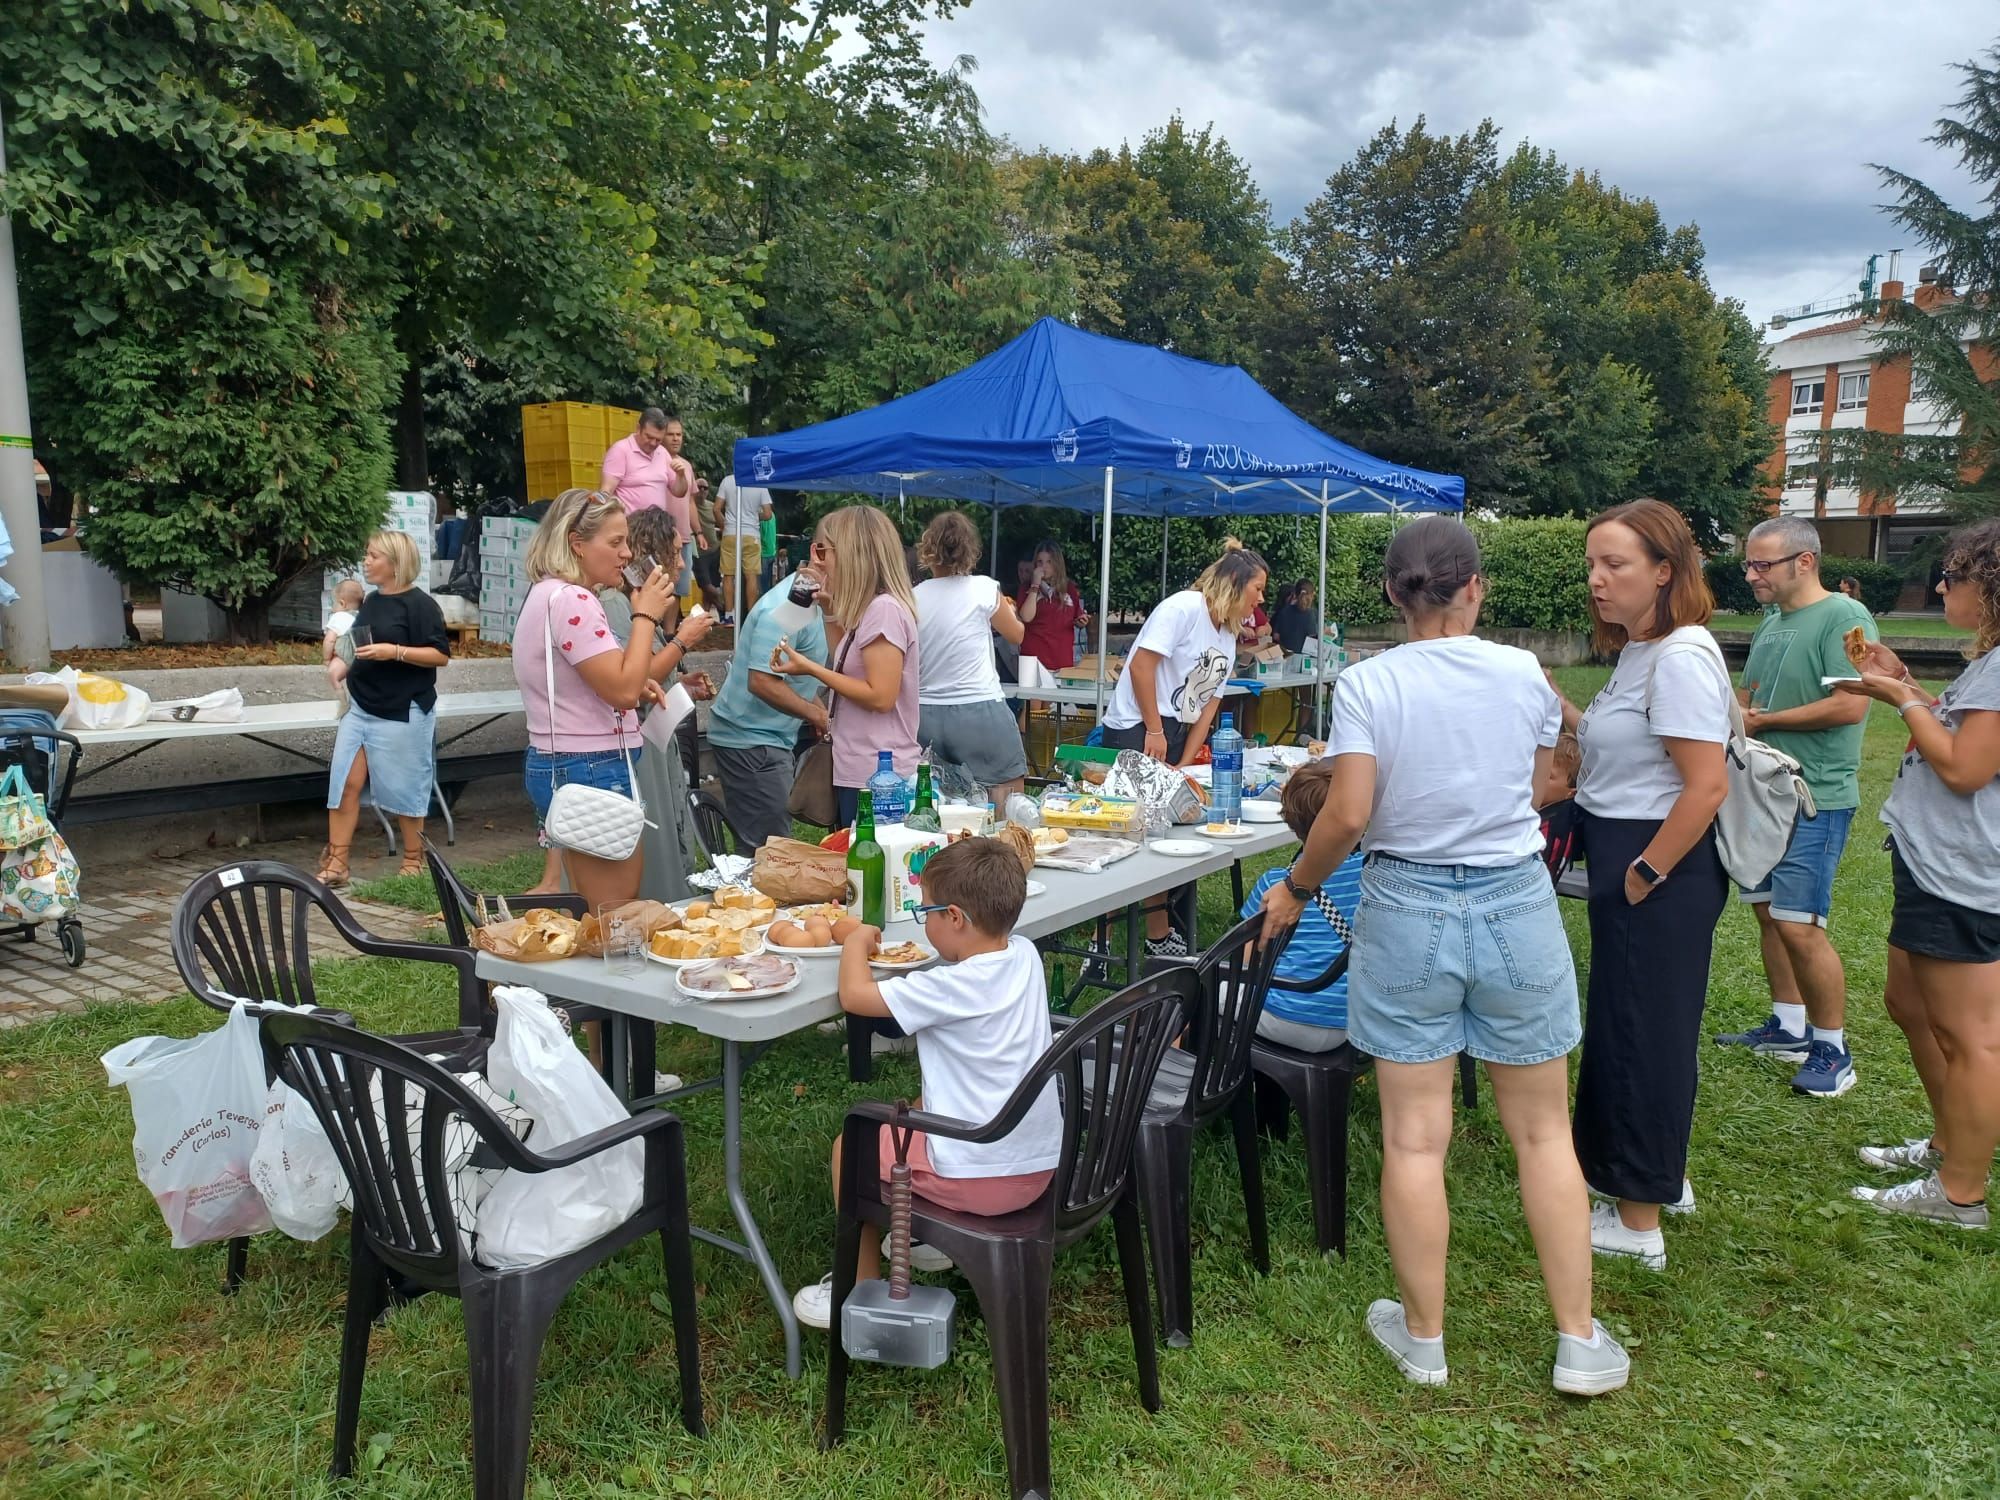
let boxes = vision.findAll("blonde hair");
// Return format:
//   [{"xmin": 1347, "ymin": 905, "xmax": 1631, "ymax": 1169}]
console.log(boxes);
[
  {"xmin": 820, "ymin": 506, "xmax": 917, "ymax": 629},
  {"xmin": 1193, "ymin": 539, "xmax": 1268, "ymax": 628},
  {"xmin": 918, "ymin": 509, "xmax": 981, "ymax": 576},
  {"xmin": 368, "ymin": 530, "xmax": 422, "ymax": 589},
  {"xmin": 526, "ymin": 488, "xmax": 624, "ymax": 585}
]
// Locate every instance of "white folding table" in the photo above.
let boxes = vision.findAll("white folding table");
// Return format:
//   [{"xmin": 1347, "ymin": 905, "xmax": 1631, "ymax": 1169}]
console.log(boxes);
[{"xmin": 474, "ymin": 823, "xmax": 1296, "ymax": 1378}]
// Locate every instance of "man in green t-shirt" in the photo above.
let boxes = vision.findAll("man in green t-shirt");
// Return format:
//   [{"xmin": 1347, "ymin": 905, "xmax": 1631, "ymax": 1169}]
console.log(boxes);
[{"xmin": 1714, "ymin": 517, "xmax": 1877, "ymax": 1099}]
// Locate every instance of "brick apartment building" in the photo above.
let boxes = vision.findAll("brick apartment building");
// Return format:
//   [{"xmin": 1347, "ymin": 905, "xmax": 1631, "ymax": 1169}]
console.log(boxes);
[{"xmin": 1762, "ymin": 268, "xmax": 1983, "ymax": 608}]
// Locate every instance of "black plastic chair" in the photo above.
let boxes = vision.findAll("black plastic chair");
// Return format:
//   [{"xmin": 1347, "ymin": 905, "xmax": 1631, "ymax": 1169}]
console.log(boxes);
[
  {"xmin": 825, "ymin": 966, "xmax": 1198, "ymax": 1500},
  {"xmin": 1115, "ymin": 913, "xmax": 1294, "ymax": 1348},
  {"xmin": 1248, "ymin": 950, "xmax": 1477, "ymax": 1258},
  {"xmin": 170, "ymin": 859, "xmax": 490, "ymax": 1294},
  {"xmin": 259, "ymin": 1009, "xmax": 703, "ymax": 1499},
  {"xmin": 686, "ymin": 786, "xmax": 753, "ymax": 866}
]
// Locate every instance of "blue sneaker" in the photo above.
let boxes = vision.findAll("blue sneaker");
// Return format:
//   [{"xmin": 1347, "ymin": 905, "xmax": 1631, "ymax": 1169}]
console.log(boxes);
[
  {"xmin": 1713, "ymin": 1014, "xmax": 1810, "ymax": 1063},
  {"xmin": 1791, "ymin": 1039, "xmax": 1856, "ymax": 1098}
]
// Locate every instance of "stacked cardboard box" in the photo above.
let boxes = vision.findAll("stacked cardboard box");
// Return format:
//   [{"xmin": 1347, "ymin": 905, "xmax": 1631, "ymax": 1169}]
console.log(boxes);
[
  {"xmin": 268, "ymin": 491, "xmax": 437, "ymax": 636},
  {"xmin": 477, "ymin": 515, "xmax": 538, "ymax": 645}
]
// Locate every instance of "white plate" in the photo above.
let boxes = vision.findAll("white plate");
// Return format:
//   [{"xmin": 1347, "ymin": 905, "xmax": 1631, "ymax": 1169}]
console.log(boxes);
[
  {"xmin": 1023, "ymin": 879, "xmax": 1047, "ymax": 898},
  {"xmin": 644, "ymin": 930, "xmax": 767, "ymax": 967},
  {"xmin": 1240, "ymin": 801, "xmax": 1285, "ymax": 823},
  {"xmin": 870, "ymin": 942, "xmax": 937, "ymax": 970},
  {"xmin": 674, "ymin": 957, "xmax": 801, "ymax": 1001},
  {"xmin": 1149, "ymin": 839, "xmax": 1210, "ymax": 858},
  {"xmin": 1197, "ymin": 823, "xmax": 1255, "ymax": 840}
]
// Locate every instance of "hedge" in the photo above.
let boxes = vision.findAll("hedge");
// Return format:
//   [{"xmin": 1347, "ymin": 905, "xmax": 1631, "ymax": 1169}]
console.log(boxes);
[{"xmin": 1705, "ymin": 554, "xmax": 1906, "ymax": 615}]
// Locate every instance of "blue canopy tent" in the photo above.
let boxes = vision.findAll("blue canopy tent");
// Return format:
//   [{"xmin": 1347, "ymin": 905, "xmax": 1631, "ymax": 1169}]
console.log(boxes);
[{"xmin": 733, "ymin": 317, "xmax": 1465, "ymax": 719}]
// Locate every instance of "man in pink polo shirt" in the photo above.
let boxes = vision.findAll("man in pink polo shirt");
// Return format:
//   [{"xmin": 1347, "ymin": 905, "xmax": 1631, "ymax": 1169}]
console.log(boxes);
[{"xmin": 601, "ymin": 407, "xmax": 698, "ymax": 587}]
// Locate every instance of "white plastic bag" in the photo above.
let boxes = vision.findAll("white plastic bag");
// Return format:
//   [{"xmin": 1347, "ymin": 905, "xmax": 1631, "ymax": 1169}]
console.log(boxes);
[
  {"xmin": 147, "ymin": 687, "xmax": 245, "ymax": 724},
  {"xmin": 473, "ymin": 986, "xmax": 641, "ymax": 1268},
  {"xmin": 61, "ymin": 672, "xmax": 153, "ymax": 731},
  {"xmin": 23, "ymin": 667, "xmax": 79, "ymax": 728},
  {"xmin": 102, "ymin": 1002, "xmax": 276, "ymax": 1248},
  {"xmin": 250, "ymin": 1081, "xmax": 347, "ymax": 1241}
]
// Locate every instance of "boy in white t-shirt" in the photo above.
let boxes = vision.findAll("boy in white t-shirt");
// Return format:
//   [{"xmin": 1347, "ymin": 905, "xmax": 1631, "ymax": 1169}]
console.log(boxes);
[
  {"xmin": 792, "ymin": 837, "xmax": 1060, "ymax": 1330},
  {"xmin": 322, "ymin": 579, "xmax": 365, "ymax": 701}
]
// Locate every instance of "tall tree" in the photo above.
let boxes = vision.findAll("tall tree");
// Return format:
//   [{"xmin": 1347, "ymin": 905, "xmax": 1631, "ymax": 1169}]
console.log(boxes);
[
  {"xmin": 1811, "ymin": 47, "xmax": 2000, "ymax": 525},
  {"xmin": 1262, "ymin": 119, "xmax": 1551, "ymax": 502}
]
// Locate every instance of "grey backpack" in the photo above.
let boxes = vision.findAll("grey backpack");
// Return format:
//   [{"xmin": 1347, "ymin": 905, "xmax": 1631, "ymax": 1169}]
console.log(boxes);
[{"xmin": 1646, "ymin": 642, "xmax": 1814, "ymax": 889}]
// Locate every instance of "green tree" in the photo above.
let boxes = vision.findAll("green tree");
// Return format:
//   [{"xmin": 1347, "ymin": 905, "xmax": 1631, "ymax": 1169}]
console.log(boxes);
[
  {"xmin": 1810, "ymin": 47, "xmax": 2000, "ymax": 526},
  {"xmin": 1261, "ymin": 119, "xmax": 1552, "ymax": 503}
]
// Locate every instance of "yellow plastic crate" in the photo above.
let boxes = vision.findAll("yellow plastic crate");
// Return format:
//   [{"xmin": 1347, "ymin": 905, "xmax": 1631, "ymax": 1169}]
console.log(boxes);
[
  {"xmin": 524, "ymin": 457, "xmax": 600, "ymax": 501},
  {"xmin": 521, "ymin": 403, "xmax": 643, "ymax": 480}
]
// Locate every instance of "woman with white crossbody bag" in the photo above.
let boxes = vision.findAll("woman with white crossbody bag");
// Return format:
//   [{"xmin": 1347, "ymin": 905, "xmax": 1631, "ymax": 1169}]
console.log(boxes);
[{"xmin": 513, "ymin": 489, "xmax": 712, "ymax": 913}]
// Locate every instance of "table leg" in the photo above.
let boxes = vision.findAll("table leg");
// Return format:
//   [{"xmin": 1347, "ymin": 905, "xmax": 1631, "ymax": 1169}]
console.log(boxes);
[{"xmin": 720, "ymin": 1038, "xmax": 802, "ymax": 1379}]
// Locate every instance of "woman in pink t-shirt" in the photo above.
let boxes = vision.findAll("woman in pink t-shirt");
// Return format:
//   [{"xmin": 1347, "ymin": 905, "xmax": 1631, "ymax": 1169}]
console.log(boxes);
[
  {"xmin": 771, "ymin": 505, "xmax": 920, "ymax": 826},
  {"xmin": 513, "ymin": 489, "xmax": 712, "ymax": 910}
]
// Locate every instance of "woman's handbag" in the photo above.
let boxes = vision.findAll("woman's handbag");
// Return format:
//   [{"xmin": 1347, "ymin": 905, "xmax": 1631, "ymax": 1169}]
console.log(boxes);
[{"xmin": 539, "ymin": 599, "xmax": 651, "ymax": 861}]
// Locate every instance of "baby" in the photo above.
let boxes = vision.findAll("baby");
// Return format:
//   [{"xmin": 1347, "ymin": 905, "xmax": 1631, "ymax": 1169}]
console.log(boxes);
[{"xmin": 323, "ymin": 579, "xmax": 365, "ymax": 693}]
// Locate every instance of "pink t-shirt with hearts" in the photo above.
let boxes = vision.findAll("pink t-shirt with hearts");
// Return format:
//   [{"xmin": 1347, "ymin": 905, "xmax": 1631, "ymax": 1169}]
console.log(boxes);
[{"xmin": 513, "ymin": 578, "xmax": 637, "ymax": 751}]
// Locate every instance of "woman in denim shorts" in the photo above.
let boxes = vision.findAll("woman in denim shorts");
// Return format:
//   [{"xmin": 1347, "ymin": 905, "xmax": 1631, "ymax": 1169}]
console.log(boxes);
[{"xmin": 1261, "ymin": 518, "xmax": 1626, "ymax": 1396}]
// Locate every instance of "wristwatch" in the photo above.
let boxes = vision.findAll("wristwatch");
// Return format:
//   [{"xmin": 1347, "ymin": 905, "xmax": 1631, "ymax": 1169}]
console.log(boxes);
[
  {"xmin": 1282, "ymin": 868, "xmax": 1315, "ymax": 902},
  {"xmin": 1630, "ymin": 857, "xmax": 1667, "ymax": 888}
]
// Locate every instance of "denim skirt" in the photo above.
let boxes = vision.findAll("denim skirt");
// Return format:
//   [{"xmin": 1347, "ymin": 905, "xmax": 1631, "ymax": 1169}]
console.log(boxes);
[
  {"xmin": 328, "ymin": 704, "xmax": 437, "ymax": 819},
  {"xmin": 1347, "ymin": 853, "xmax": 1580, "ymax": 1067}
]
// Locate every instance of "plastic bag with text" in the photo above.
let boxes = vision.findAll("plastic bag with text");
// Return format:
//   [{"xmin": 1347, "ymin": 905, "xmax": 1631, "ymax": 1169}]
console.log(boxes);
[{"xmin": 250, "ymin": 1081, "xmax": 348, "ymax": 1241}]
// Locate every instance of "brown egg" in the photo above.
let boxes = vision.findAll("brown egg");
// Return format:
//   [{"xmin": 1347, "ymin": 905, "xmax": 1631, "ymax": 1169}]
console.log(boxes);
[
  {"xmin": 803, "ymin": 917, "xmax": 834, "ymax": 946},
  {"xmin": 766, "ymin": 920, "xmax": 806, "ymax": 948},
  {"xmin": 831, "ymin": 916, "xmax": 862, "ymax": 943}
]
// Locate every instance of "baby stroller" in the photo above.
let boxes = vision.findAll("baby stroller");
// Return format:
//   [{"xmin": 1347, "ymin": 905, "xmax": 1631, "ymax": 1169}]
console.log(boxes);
[{"xmin": 0, "ymin": 708, "xmax": 86, "ymax": 968}]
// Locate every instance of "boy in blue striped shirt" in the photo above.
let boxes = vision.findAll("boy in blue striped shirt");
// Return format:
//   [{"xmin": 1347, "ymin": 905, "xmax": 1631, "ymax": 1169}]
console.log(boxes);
[{"xmin": 1240, "ymin": 759, "xmax": 1362, "ymax": 1050}]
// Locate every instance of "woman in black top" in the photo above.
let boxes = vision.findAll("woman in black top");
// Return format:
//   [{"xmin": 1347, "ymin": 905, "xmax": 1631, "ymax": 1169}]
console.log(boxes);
[
  {"xmin": 1272, "ymin": 578, "xmax": 1319, "ymax": 656},
  {"xmin": 318, "ymin": 531, "xmax": 451, "ymax": 885}
]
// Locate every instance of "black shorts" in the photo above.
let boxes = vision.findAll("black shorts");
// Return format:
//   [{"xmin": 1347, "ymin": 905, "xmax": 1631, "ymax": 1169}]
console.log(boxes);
[
  {"xmin": 1101, "ymin": 720, "xmax": 1189, "ymax": 763},
  {"xmin": 1889, "ymin": 843, "xmax": 2000, "ymax": 965}
]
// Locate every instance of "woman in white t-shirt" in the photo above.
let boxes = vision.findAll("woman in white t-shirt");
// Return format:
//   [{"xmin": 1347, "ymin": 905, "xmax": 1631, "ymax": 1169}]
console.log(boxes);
[
  {"xmin": 1555, "ymin": 499, "xmax": 1731, "ymax": 1273},
  {"xmin": 1261, "ymin": 517, "xmax": 1627, "ymax": 1397},
  {"xmin": 913, "ymin": 510, "xmax": 1029, "ymax": 802},
  {"xmin": 1102, "ymin": 542, "xmax": 1265, "ymax": 766}
]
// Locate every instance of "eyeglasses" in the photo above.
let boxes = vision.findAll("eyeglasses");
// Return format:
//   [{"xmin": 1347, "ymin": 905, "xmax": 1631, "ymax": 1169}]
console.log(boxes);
[
  {"xmin": 910, "ymin": 903, "xmax": 955, "ymax": 926},
  {"xmin": 1742, "ymin": 552, "xmax": 1807, "ymax": 576},
  {"xmin": 1941, "ymin": 569, "xmax": 1964, "ymax": 588}
]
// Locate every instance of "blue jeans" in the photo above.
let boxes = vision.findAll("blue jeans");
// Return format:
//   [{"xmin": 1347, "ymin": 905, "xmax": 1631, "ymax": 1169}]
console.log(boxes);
[
  {"xmin": 1740, "ymin": 805, "xmax": 1854, "ymax": 927},
  {"xmin": 1348, "ymin": 854, "xmax": 1580, "ymax": 1066}
]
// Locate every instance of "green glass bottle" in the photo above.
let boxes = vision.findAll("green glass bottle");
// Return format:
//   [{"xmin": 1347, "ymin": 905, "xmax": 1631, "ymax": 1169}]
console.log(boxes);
[
  {"xmin": 848, "ymin": 789, "xmax": 887, "ymax": 927},
  {"xmin": 904, "ymin": 761, "xmax": 942, "ymax": 833}
]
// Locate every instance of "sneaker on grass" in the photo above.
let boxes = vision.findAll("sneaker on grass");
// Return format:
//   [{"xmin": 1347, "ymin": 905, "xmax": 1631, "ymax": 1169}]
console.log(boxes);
[
  {"xmin": 1553, "ymin": 1319, "xmax": 1631, "ymax": 1396},
  {"xmin": 1364, "ymin": 1299, "xmax": 1447, "ymax": 1385},
  {"xmin": 1143, "ymin": 930, "xmax": 1190, "ymax": 960},
  {"xmin": 1712, "ymin": 1014, "xmax": 1810, "ymax": 1062},
  {"xmin": 1790, "ymin": 1039, "xmax": 1856, "ymax": 1098},
  {"xmin": 1589, "ymin": 1200, "xmax": 1666, "ymax": 1270},
  {"xmin": 793, "ymin": 1274, "xmax": 834, "ymax": 1330},
  {"xmin": 907, "ymin": 1242, "xmax": 954, "ymax": 1273},
  {"xmin": 1853, "ymin": 1173, "xmax": 1988, "ymax": 1230},
  {"xmin": 1588, "ymin": 1180, "xmax": 1695, "ymax": 1216},
  {"xmin": 1858, "ymin": 1138, "xmax": 1940, "ymax": 1173}
]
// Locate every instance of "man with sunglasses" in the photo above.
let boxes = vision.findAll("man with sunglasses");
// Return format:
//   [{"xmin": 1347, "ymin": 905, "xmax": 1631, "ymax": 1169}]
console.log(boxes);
[{"xmin": 1715, "ymin": 517, "xmax": 1878, "ymax": 1098}]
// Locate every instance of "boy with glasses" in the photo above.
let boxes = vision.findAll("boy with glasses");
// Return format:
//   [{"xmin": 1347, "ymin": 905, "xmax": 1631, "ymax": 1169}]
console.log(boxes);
[{"xmin": 1715, "ymin": 518, "xmax": 1878, "ymax": 1096}]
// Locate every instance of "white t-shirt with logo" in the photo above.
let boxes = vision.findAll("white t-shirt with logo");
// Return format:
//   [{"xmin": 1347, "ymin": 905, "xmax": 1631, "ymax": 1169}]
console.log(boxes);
[
  {"xmin": 878, "ymin": 935, "xmax": 1061, "ymax": 1178},
  {"xmin": 915, "ymin": 574, "xmax": 1005, "ymax": 706},
  {"xmin": 715, "ymin": 475, "xmax": 771, "ymax": 537},
  {"xmin": 1575, "ymin": 625, "xmax": 1733, "ymax": 821},
  {"xmin": 1329, "ymin": 636, "xmax": 1561, "ymax": 865},
  {"xmin": 1105, "ymin": 590, "xmax": 1234, "ymax": 731}
]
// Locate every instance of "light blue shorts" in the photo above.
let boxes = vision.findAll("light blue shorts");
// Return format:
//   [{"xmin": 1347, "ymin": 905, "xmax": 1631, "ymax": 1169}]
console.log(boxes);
[
  {"xmin": 1740, "ymin": 805, "xmax": 1854, "ymax": 927},
  {"xmin": 1348, "ymin": 854, "xmax": 1581, "ymax": 1067}
]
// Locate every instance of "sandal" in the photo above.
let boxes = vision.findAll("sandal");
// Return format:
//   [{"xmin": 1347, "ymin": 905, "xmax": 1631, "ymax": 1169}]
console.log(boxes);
[
  {"xmin": 398, "ymin": 845, "xmax": 425, "ymax": 878},
  {"xmin": 316, "ymin": 844, "xmax": 352, "ymax": 888}
]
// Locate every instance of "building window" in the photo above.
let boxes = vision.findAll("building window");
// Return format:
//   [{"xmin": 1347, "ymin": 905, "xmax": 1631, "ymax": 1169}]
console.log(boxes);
[
  {"xmin": 1837, "ymin": 371, "xmax": 1869, "ymax": 411},
  {"xmin": 1791, "ymin": 379, "xmax": 1826, "ymax": 416}
]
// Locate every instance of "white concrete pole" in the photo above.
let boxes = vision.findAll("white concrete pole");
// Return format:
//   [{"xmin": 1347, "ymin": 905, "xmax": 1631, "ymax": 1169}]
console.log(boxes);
[
  {"xmin": 0, "ymin": 98, "xmax": 51, "ymax": 671},
  {"xmin": 1094, "ymin": 467, "xmax": 1114, "ymax": 723}
]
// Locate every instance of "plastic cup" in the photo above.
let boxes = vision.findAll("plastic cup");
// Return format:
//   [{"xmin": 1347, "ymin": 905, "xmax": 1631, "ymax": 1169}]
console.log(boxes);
[{"xmin": 600, "ymin": 905, "xmax": 646, "ymax": 977}]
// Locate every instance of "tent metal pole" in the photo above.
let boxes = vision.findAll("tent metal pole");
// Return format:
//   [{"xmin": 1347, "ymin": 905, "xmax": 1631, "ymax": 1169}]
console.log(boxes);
[
  {"xmin": 1159, "ymin": 515, "xmax": 1170, "ymax": 596},
  {"xmin": 1095, "ymin": 466, "xmax": 1114, "ymax": 724},
  {"xmin": 1315, "ymin": 480, "xmax": 1329, "ymax": 738}
]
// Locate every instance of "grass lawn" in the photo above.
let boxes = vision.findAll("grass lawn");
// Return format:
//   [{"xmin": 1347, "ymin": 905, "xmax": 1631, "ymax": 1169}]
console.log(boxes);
[
  {"xmin": 4, "ymin": 668, "xmax": 1996, "ymax": 1498},
  {"xmin": 1711, "ymin": 611, "xmax": 1969, "ymax": 641}
]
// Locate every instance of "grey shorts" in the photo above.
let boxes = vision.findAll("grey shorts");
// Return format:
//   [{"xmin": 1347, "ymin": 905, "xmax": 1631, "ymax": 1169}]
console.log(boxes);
[
  {"xmin": 709, "ymin": 741, "xmax": 797, "ymax": 853},
  {"xmin": 918, "ymin": 698, "xmax": 1030, "ymax": 787}
]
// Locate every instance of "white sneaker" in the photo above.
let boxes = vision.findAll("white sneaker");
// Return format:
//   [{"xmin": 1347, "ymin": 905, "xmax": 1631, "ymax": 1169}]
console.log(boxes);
[
  {"xmin": 793, "ymin": 1274, "xmax": 835, "ymax": 1330},
  {"xmin": 1589, "ymin": 1200, "xmax": 1667, "ymax": 1270},
  {"xmin": 1364, "ymin": 1298, "xmax": 1448, "ymax": 1385},
  {"xmin": 1858, "ymin": 1138, "xmax": 1940, "ymax": 1173},
  {"xmin": 1553, "ymin": 1319, "xmax": 1631, "ymax": 1396},
  {"xmin": 1589, "ymin": 1180, "xmax": 1695, "ymax": 1216},
  {"xmin": 653, "ymin": 1072, "xmax": 684, "ymax": 1096},
  {"xmin": 907, "ymin": 1241, "xmax": 954, "ymax": 1273}
]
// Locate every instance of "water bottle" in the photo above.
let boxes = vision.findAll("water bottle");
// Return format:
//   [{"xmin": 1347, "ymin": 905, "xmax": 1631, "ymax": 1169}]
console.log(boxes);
[
  {"xmin": 1211, "ymin": 712, "xmax": 1243, "ymax": 825},
  {"xmin": 867, "ymin": 749, "xmax": 909, "ymax": 825}
]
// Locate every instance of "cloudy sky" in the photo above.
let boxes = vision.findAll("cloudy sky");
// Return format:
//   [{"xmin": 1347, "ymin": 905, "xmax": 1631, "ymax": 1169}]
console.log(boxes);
[{"xmin": 921, "ymin": 0, "xmax": 1993, "ymax": 329}]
